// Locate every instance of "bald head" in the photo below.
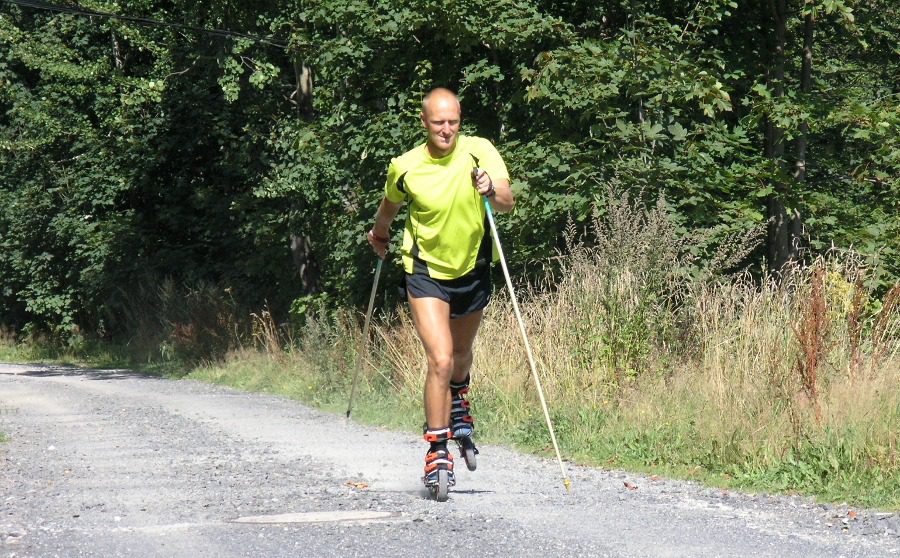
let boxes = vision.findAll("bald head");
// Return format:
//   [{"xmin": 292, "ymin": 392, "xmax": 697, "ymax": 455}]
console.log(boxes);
[
  {"xmin": 422, "ymin": 88, "xmax": 461, "ymax": 117},
  {"xmin": 420, "ymin": 88, "xmax": 462, "ymax": 158}
]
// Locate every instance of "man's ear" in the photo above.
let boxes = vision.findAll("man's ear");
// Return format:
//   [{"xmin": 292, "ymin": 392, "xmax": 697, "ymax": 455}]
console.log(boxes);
[{"xmin": 420, "ymin": 111, "xmax": 427, "ymax": 129}]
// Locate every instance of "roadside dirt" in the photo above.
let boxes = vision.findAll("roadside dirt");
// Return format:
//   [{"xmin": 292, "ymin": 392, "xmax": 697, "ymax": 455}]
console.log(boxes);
[{"xmin": 2, "ymin": 363, "xmax": 898, "ymax": 558}]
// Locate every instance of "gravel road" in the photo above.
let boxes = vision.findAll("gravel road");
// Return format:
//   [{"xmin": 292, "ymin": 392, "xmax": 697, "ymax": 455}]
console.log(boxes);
[{"xmin": 1, "ymin": 362, "xmax": 898, "ymax": 558}]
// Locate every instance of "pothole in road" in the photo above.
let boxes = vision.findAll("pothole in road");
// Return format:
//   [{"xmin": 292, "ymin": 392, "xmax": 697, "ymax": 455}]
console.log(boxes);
[{"xmin": 231, "ymin": 511, "xmax": 401, "ymax": 525}]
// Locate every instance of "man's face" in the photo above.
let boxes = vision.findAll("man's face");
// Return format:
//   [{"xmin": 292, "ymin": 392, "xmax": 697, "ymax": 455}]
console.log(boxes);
[{"xmin": 421, "ymin": 96, "xmax": 461, "ymax": 158}]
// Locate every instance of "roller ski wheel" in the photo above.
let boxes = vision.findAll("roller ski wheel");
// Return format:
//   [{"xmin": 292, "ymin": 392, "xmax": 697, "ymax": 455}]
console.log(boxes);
[
  {"xmin": 423, "ymin": 451, "xmax": 455, "ymax": 502},
  {"xmin": 428, "ymin": 469, "xmax": 450, "ymax": 502},
  {"xmin": 423, "ymin": 427, "xmax": 455, "ymax": 502},
  {"xmin": 450, "ymin": 382, "xmax": 477, "ymax": 471},
  {"xmin": 455, "ymin": 435, "xmax": 478, "ymax": 471}
]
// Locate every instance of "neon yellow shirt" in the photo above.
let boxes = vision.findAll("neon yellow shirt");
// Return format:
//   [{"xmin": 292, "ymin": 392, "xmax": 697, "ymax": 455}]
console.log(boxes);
[{"xmin": 385, "ymin": 135, "xmax": 509, "ymax": 280}]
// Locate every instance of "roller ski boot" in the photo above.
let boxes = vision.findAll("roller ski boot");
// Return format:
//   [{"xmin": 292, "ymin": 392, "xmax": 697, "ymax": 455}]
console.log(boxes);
[
  {"xmin": 450, "ymin": 377, "xmax": 478, "ymax": 471},
  {"xmin": 423, "ymin": 427, "xmax": 455, "ymax": 502}
]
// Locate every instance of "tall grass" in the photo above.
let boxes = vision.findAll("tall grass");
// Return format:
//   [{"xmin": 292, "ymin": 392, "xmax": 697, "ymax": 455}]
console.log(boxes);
[
  {"xmin": 193, "ymin": 190, "xmax": 900, "ymax": 507},
  {"xmin": 478, "ymin": 195, "xmax": 896, "ymax": 508},
  {"xmin": 6, "ymin": 190, "xmax": 892, "ymax": 508}
]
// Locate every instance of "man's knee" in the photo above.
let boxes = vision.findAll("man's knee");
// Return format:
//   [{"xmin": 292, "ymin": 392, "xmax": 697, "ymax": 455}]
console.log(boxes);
[
  {"xmin": 451, "ymin": 349, "xmax": 473, "ymax": 369},
  {"xmin": 427, "ymin": 354, "xmax": 454, "ymax": 378}
]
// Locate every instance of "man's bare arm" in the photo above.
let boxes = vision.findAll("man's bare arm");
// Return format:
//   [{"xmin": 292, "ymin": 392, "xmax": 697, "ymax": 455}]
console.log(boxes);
[{"xmin": 367, "ymin": 198, "xmax": 403, "ymax": 258}]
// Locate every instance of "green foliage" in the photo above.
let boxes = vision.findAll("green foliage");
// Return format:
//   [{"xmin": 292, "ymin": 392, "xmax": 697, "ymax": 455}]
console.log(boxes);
[
  {"xmin": 0, "ymin": 1, "xmax": 299, "ymax": 339},
  {"xmin": 555, "ymin": 191, "xmax": 694, "ymax": 380},
  {"xmin": 1, "ymin": 0, "xmax": 897, "ymax": 343},
  {"xmin": 726, "ymin": 430, "xmax": 900, "ymax": 509}
]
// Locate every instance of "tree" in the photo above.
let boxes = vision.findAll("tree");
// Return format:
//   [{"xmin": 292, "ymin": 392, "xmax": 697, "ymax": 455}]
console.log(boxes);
[{"xmin": 1, "ymin": 0, "xmax": 897, "ymax": 342}]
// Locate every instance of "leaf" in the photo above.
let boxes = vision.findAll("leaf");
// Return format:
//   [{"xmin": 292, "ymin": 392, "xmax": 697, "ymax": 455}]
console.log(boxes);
[{"xmin": 667, "ymin": 123, "xmax": 688, "ymax": 141}]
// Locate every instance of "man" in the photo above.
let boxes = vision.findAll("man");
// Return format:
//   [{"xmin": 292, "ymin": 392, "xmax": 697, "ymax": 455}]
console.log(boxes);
[{"xmin": 367, "ymin": 87, "xmax": 514, "ymax": 490}]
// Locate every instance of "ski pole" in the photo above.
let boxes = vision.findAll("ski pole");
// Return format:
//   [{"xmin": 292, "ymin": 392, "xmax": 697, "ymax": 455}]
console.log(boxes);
[
  {"xmin": 482, "ymin": 189, "xmax": 572, "ymax": 493},
  {"xmin": 346, "ymin": 257, "xmax": 383, "ymax": 419}
]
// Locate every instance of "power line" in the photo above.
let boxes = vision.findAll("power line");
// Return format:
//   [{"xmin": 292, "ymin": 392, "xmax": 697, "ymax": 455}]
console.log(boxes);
[{"xmin": 1, "ymin": 0, "xmax": 289, "ymax": 49}]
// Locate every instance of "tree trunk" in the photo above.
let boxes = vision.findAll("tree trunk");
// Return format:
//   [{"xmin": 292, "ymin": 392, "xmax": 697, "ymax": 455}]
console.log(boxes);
[
  {"xmin": 290, "ymin": 233, "xmax": 319, "ymax": 293},
  {"xmin": 110, "ymin": 31, "xmax": 124, "ymax": 71},
  {"xmin": 790, "ymin": 10, "xmax": 815, "ymax": 245},
  {"xmin": 289, "ymin": 60, "xmax": 317, "ymax": 292},
  {"xmin": 293, "ymin": 60, "xmax": 313, "ymax": 118},
  {"xmin": 766, "ymin": 0, "xmax": 794, "ymax": 271},
  {"xmin": 795, "ymin": 12, "xmax": 814, "ymax": 184}
]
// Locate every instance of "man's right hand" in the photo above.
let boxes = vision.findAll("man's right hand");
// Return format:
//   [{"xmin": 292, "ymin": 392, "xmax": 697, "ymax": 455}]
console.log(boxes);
[{"xmin": 367, "ymin": 229, "xmax": 389, "ymax": 259}]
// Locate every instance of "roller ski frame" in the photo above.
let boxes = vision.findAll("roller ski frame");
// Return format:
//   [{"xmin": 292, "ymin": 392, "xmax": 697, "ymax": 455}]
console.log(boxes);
[
  {"xmin": 450, "ymin": 382, "xmax": 478, "ymax": 472},
  {"xmin": 423, "ymin": 428, "xmax": 455, "ymax": 502}
]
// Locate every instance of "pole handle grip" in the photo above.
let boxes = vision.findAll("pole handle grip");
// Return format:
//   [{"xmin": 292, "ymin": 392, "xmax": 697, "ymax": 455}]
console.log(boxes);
[{"xmin": 473, "ymin": 167, "xmax": 496, "ymax": 214}]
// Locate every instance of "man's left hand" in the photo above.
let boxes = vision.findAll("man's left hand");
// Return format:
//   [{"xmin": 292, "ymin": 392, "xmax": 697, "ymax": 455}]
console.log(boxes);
[{"xmin": 472, "ymin": 168, "xmax": 495, "ymax": 197}]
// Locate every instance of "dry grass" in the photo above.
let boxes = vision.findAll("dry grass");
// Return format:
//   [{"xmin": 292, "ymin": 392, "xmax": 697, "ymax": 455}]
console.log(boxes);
[
  {"xmin": 347, "ymin": 196, "xmax": 898, "ymax": 505},
  {"xmin": 191, "ymin": 191, "xmax": 899, "ymax": 507}
]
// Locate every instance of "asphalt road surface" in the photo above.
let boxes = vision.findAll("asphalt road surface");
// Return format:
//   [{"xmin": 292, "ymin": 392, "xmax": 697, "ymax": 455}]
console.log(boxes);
[{"xmin": 1, "ymin": 363, "xmax": 898, "ymax": 558}]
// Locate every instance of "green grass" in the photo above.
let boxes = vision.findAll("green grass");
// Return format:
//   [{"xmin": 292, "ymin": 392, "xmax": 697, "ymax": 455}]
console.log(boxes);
[
  {"xmin": 3, "ymin": 198, "xmax": 897, "ymax": 510},
  {"xmin": 0, "ymin": 336, "xmax": 180, "ymax": 378},
  {"xmin": 184, "ymin": 342, "xmax": 900, "ymax": 511},
  {"xmin": 185, "ymin": 350, "xmax": 426, "ymax": 432},
  {"xmin": 0, "ymin": 339, "xmax": 36, "ymax": 363},
  {"xmin": 5, "ymin": 327, "xmax": 899, "ymax": 510}
]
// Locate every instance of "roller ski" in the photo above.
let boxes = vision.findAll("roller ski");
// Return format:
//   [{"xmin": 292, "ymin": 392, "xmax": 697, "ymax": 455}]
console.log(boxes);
[
  {"xmin": 450, "ymin": 378, "xmax": 478, "ymax": 471},
  {"xmin": 423, "ymin": 427, "xmax": 455, "ymax": 502}
]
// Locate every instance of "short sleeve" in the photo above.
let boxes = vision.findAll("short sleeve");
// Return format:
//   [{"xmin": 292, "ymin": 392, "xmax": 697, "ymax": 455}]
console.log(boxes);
[
  {"xmin": 474, "ymin": 139, "xmax": 509, "ymax": 183},
  {"xmin": 384, "ymin": 158, "xmax": 406, "ymax": 204}
]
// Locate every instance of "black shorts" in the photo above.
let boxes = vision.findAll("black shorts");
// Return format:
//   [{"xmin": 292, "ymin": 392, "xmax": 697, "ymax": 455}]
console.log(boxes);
[{"xmin": 404, "ymin": 265, "xmax": 492, "ymax": 319}]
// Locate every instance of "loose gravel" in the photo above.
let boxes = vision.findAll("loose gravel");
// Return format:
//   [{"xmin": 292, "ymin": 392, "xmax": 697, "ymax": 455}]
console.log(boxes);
[{"xmin": 1, "ymin": 363, "xmax": 898, "ymax": 558}]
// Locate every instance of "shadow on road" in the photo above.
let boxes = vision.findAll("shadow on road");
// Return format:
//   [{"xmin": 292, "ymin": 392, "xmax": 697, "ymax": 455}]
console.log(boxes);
[{"xmin": 0, "ymin": 364, "xmax": 161, "ymax": 381}]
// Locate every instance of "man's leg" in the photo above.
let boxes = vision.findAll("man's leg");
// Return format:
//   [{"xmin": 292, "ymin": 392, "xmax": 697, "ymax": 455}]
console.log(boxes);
[
  {"xmin": 408, "ymin": 295, "xmax": 484, "ymax": 427},
  {"xmin": 407, "ymin": 294, "xmax": 454, "ymax": 428},
  {"xmin": 448, "ymin": 310, "xmax": 482, "ymax": 439},
  {"xmin": 408, "ymin": 293, "xmax": 458, "ymax": 487},
  {"xmin": 449, "ymin": 309, "xmax": 483, "ymax": 384}
]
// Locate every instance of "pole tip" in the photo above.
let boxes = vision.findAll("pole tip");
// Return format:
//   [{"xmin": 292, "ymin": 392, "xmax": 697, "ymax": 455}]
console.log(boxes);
[
  {"xmin": 345, "ymin": 410, "xmax": 351, "ymax": 419},
  {"xmin": 563, "ymin": 478, "xmax": 572, "ymax": 493}
]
